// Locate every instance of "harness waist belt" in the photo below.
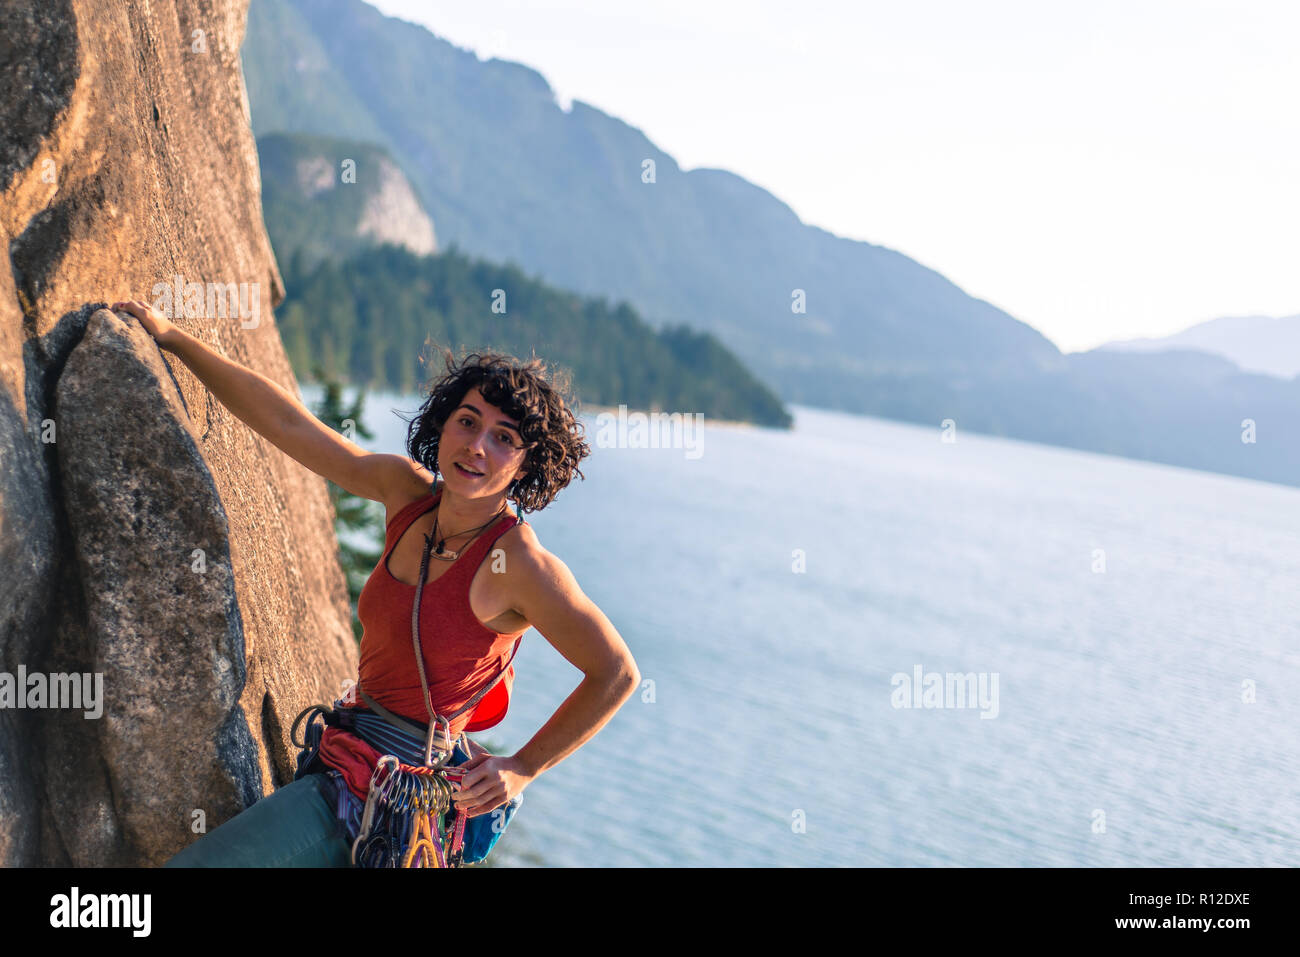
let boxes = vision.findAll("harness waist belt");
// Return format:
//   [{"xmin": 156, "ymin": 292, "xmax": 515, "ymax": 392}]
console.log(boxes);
[{"xmin": 354, "ymin": 690, "xmax": 458, "ymax": 752}]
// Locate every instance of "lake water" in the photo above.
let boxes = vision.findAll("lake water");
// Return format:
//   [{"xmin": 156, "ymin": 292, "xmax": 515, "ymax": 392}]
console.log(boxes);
[{"xmin": 302, "ymin": 386, "xmax": 1300, "ymax": 867}]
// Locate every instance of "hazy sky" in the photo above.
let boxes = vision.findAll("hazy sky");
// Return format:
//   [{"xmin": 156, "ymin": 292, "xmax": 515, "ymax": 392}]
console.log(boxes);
[{"xmin": 365, "ymin": 0, "xmax": 1299, "ymax": 353}]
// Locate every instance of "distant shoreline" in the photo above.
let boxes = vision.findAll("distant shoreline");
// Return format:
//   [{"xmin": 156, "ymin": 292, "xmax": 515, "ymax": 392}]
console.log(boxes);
[
  {"xmin": 298, "ymin": 383, "xmax": 763, "ymax": 431},
  {"xmin": 573, "ymin": 401, "xmax": 759, "ymax": 431}
]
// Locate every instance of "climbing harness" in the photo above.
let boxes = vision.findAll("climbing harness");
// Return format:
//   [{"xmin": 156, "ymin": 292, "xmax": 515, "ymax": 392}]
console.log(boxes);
[{"xmin": 291, "ymin": 498, "xmax": 526, "ymax": 868}]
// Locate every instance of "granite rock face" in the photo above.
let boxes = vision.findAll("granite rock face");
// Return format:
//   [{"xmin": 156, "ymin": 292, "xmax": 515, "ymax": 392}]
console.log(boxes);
[
  {"xmin": 256, "ymin": 131, "xmax": 438, "ymax": 269},
  {"xmin": 356, "ymin": 153, "xmax": 437, "ymax": 256},
  {"xmin": 0, "ymin": 0, "xmax": 358, "ymax": 865}
]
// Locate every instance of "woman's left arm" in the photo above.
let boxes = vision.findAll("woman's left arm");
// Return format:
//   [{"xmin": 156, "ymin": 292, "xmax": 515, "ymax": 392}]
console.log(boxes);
[{"xmin": 450, "ymin": 547, "xmax": 641, "ymax": 817}]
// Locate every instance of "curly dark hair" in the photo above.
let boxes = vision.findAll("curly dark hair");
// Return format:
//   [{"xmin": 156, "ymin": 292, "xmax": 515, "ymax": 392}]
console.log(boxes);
[{"xmin": 403, "ymin": 346, "xmax": 590, "ymax": 514}]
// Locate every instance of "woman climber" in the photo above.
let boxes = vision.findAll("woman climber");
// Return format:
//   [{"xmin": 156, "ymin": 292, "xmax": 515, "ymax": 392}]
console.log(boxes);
[{"xmin": 110, "ymin": 298, "xmax": 640, "ymax": 867}]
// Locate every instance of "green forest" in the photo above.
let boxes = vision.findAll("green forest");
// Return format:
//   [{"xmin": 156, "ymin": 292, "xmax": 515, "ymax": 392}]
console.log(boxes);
[{"xmin": 276, "ymin": 242, "xmax": 793, "ymax": 428}]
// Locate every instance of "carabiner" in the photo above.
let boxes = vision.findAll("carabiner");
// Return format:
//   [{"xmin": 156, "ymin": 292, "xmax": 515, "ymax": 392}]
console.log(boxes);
[
  {"xmin": 352, "ymin": 755, "xmax": 399, "ymax": 866},
  {"xmin": 423, "ymin": 713, "xmax": 455, "ymax": 767}
]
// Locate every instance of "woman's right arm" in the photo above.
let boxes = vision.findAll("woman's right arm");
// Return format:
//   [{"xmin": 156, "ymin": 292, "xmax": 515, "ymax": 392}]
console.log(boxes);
[{"xmin": 113, "ymin": 299, "xmax": 430, "ymax": 506}]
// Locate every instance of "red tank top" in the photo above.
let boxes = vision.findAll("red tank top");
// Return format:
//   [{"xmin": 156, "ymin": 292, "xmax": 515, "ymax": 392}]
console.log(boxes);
[{"xmin": 353, "ymin": 484, "xmax": 526, "ymax": 738}]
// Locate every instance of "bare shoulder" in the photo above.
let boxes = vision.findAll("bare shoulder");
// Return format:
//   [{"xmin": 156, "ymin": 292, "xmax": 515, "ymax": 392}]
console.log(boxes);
[
  {"xmin": 494, "ymin": 521, "xmax": 578, "ymax": 596},
  {"xmin": 495, "ymin": 520, "xmax": 556, "ymax": 573},
  {"xmin": 379, "ymin": 460, "xmax": 436, "ymax": 523},
  {"xmin": 492, "ymin": 515, "xmax": 636, "ymax": 680}
]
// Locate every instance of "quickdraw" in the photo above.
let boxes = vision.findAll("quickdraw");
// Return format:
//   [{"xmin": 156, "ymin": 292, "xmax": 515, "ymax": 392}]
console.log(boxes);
[{"xmin": 350, "ymin": 755, "xmax": 470, "ymax": 868}]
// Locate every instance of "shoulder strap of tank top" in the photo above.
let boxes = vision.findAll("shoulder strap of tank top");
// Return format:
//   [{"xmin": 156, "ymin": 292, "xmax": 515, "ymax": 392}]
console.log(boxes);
[
  {"xmin": 409, "ymin": 502, "xmax": 526, "ymax": 765},
  {"xmin": 457, "ymin": 502, "xmax": 526, "ymax": 570},
  {"xmin": 390, "ymin": 486, "xmax": 438, "ymax": 534}
]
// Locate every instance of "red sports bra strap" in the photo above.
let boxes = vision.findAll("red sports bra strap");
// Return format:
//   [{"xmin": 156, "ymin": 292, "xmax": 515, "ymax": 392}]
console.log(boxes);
[{"xmin": 444, "ymin": 634, "xmax": 523, "ymax": 723}]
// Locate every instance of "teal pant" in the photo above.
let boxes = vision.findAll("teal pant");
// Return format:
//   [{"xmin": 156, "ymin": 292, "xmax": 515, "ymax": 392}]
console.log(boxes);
[{"xmin": 164, "ymin": 773, "xmax": 352, "ymax": 868}]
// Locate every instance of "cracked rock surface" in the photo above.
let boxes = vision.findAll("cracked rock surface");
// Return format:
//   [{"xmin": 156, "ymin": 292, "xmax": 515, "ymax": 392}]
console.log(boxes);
[{"xmin": 0, "ymin": 0, "xmax": 358, "ymax": 865}]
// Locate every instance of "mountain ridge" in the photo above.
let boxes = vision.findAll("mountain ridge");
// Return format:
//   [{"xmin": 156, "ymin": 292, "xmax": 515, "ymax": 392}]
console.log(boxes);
[
  {"xmin": 1099, "ymin": 313, "xmax": 1300, "ymax": 379},
  {"xmin": 238, "ymin": 0, "xmax": 1300, "ymax": 490},
  {"xmin": 241, "ymin": 0, "xmax": 1060, "ymax": 405}
]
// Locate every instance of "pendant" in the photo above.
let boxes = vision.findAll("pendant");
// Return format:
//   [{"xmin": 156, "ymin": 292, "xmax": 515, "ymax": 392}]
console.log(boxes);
[{"xmin": 427, "ymin": 531, "xmax": 458, "ymax": 561}]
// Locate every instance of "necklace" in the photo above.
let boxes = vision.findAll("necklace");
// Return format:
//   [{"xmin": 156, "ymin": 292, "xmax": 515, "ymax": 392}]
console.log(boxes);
[{"xmin": 426, "ymin": 501, "xmax": 508, "ymax": 561}]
